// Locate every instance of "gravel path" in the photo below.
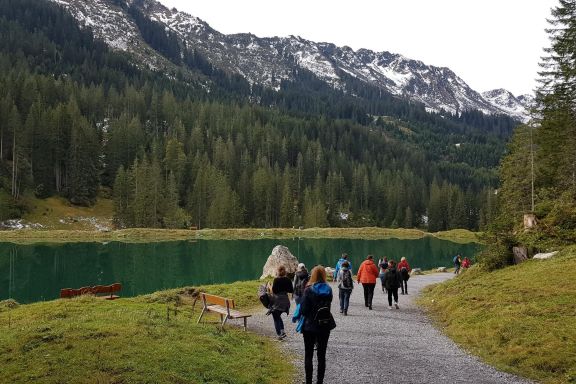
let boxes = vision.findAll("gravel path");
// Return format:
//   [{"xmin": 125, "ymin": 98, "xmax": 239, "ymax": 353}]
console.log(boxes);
[{"xmin": 250, "ymin": 273, "xmax": 531, "ymax": 384}]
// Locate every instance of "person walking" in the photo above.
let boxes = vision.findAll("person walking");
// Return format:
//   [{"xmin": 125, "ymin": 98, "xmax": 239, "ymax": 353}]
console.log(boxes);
[
  {"xmin": 333, "ymin": 253, "xmax": 353, "ymax": 280},
  {"xmin": 293, "ymin": 263, "xmax": 309, "ymax": 304},
  {"xmin": 299, "ymin": 265, "xmax": 335, "ymax": 384},
  {"xmin": 336, "ymin": 261, "xmax": 353, "ymax": 315},
  {"xmin": 378, "ymin": 256, "xmax": 389, "ymax": 293},
  {"xmin": 383, "ymin": 260, "xmax": 402, "ymax": 309},
  {"xmin": 453, "ymin": 254, "xmax": 462, "ymax": 275},
  {"xmin": 356, "ymin": 255, "xmax": 379, "ymax": 310},
  {"xmin": 397, "ymin": 256, "xmax": 411, "ymax": 295},
  {"xmin": 271, "ymin": 265, "xmax": 294, "ymax": 340}
]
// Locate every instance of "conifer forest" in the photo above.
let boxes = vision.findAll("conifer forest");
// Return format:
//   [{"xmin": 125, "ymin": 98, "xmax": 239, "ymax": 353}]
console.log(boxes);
[{"xmin": 0, "ymin": 0, "xmax": 520, "ymax": 231}]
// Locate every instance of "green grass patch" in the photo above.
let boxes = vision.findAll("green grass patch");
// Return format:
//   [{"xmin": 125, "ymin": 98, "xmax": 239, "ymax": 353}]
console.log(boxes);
[
  {"xmin": 419, "ymin": 247, "xmax": 576, "ymax": 384},
  {"xmin": 430, "ymin": 229, "xmax": 483, "ymax": 244},
  {"xmin": 22, "ymin": 196, "xmax": 113, "ymax": 230},
  {"xmin": 0, "ymin": 226, "xmax": 480, "ymax": 244},
  {"xmin": 0, "ymin": 280, "xmax": 292, "ymax": 384}
]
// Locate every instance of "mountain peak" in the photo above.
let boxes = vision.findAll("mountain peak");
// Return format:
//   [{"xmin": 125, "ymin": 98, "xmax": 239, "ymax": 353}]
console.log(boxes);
[{"xmin": 50, "ymin": 0, "xmax": 531, "ymax": 121}]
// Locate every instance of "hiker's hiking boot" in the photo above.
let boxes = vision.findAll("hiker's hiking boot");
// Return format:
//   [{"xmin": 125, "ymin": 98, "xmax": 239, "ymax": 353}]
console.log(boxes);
[
  {"xmin": 395, "ymin": 303, "xmax": 399, "ymax": 309},
  {"xmin": 388, "ymin": 306, "xmax": 393, "ymax": 310},
  {"xmin": 278, "ymin": 332, "xmax": 287, "ymax": 340}
]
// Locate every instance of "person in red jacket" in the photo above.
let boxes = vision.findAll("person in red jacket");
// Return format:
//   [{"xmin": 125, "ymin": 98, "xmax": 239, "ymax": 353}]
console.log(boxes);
[
  {"xmin": 397, "ymin": 257, "xmax": 411, "ymax": 295},
  {"xmin": 357, "ymin": 254, "xmax": 379, "ymax": 310}
]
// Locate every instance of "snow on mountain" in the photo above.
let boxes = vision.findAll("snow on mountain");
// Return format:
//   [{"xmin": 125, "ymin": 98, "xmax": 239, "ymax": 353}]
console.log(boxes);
[
  {"xmin": 49, "ymin": 0, "xmax": 531, "ymax": 121},
  {"xmin": 482, "ymin": 89, "xmax": 534, "ymax": 122}
]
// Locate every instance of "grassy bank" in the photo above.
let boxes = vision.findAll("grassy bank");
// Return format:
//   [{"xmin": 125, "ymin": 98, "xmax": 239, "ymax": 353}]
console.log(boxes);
[
  {"xmin": 420, "ymin": 247, "xmax": 576, "ymax": 384},
  {"xmin": 0, "ymin": 280, "xmax": 292, "ymax": 383},
  {"xmin": 0, "ymin": 227, "xmax": 481, "ymax": 244}
]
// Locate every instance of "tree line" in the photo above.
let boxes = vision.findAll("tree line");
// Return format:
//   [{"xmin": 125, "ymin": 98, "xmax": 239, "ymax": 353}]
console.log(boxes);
[
  {"xmin": 0, "ymin": 0, "xmax": 508, "ymax": 231},
  {"xmin": 483, "ymin": 0, "xmax": 576, "ymax": 269}
]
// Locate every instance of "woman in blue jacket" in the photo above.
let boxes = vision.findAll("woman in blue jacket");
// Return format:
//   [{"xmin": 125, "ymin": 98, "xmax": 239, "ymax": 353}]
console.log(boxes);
[{"xmin": 300, "ymin": 265, "xmax": 334, "ymax": 384}]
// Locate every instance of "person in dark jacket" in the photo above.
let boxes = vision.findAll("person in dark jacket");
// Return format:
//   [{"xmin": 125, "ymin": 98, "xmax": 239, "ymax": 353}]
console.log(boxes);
[
  {"xmin": 383, "ymin": 260, "xmax": 402, "ymax": 309},
  {"xmin": 293, "ymin": 263, "xmax": 309, "ymax": 304},
  {"xmin": 300, "ymin": 265, "xmax": 334, "ymax": 384},
  {"xmin": 397, "ymin": 256, "xmax": 411, "ymax": 295},
  {"xmin": 271, "ymin": 265, "xmax": 294, "ymax": 340}
]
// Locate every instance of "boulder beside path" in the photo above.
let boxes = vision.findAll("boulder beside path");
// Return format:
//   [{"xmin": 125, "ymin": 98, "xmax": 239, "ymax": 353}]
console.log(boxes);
[{"xmin": 260, "ymin": 245, "xmax": 299, "ymax": 279}]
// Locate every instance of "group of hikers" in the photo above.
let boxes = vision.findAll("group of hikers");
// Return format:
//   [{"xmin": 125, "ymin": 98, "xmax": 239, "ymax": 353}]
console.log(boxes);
[
  {"xmin": 333, "ymin": 253, "xmax": 411, "ymax": 314},
  {"xmin": 453, "ymin": 254, "xmax": 471, "ymax": 274},
  {"xmin": 262, "ymin": 252, "xmax": 414, "ymax": 384}
]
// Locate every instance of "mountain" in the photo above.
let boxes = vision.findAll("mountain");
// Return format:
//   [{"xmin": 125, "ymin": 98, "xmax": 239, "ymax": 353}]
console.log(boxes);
[
  {"xmin": 482, "ymin": 89, "xmax": 534, "ymax": 122},
  {"xmin": 49, "ymin": 0, "xmax": 532, "ymax": 122}
]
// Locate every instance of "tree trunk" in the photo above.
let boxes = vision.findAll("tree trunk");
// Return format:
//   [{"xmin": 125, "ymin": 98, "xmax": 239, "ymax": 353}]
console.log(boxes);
[{"xmin": 11, "ymin": 130, "xmax": 16, "ymax": 198}]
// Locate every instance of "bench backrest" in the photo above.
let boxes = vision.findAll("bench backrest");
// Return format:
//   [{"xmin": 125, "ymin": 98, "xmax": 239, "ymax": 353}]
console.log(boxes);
[
  {"xmin": 201, "ymin": 293, "xmax": 235, "ymax": 309},
  {"xmin": 60, "ymin": 283, "xmax": 122, "ymax": 298},
  {"xmin": 92, "ymin": 283, "xmax": 122, "ymax": 295}
]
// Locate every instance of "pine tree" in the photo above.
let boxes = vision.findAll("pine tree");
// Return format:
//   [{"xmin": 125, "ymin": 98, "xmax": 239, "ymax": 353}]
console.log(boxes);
[{"xmin": 113, "ymin": 165, "xmax": 131, "ymax": 227}]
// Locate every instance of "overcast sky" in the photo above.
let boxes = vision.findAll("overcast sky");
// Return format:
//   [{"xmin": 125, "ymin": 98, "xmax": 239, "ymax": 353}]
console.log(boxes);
[{"xmin": 159, "ymin": 0, "xmax": 557, "ymax": 96}]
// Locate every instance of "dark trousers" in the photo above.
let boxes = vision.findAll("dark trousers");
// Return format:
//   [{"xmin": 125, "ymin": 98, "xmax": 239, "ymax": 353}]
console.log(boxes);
[
  {"xmin": 338, "ymin": 288, "xmax": 351, "ymax": 312},
  {"xmin": 362, "ymin": 283, "xmax": 376, "ymax": 307},
  {"xmin": 272, "ymin": 310, "xmax": 284, "ymax": 335},
  {"xmin": 401, "ymin": 279, "xmax": 408, "ymax": 294},
  {"xmin": 303, "ymin": 331, "xmax": 330, "ymax": 384},
  {"xmin": 387, "ymin": 288, "xmax": 399, "ymax": 306}
]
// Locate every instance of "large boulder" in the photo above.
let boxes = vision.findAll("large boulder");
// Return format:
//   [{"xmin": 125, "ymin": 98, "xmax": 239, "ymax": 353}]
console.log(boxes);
[{"xmin": 260, "ymin": 245, "xmax": 299, "ymax": 279}]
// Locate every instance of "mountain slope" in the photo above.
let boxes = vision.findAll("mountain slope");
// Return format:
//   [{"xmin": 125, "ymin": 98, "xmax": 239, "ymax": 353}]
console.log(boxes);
[{"xmin": 49, "ymin": 0, "xmax": 531, "ymax": 121}]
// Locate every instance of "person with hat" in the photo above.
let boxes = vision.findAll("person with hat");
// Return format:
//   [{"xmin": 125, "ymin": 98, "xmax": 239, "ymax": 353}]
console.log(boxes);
[{"xmin": 293, "ymin": 263, "xmax": 309, "ymax": 305}]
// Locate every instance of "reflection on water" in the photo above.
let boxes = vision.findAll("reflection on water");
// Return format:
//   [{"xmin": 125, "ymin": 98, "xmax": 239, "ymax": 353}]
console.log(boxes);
[{"xmin": 0, "ymin": 237, "xmax": 481, "ymax": 303}]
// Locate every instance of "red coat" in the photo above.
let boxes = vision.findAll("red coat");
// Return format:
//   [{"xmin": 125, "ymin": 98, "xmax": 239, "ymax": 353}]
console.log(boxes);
[
  {"xmin": 397, "ymin": 260, "xmax": 411, "ymax": 272},
  {"xmin": 357, "ymin": 259, "xmax": 379, "ymax": 284}
]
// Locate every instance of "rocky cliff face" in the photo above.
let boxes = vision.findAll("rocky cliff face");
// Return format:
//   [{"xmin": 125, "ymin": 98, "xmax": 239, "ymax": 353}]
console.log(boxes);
[{"xmin": 50, "ymin": 0, "xmax": 532, "ymax": 121}]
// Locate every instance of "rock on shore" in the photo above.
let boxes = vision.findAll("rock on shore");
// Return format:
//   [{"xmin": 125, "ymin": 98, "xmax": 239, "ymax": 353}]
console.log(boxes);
[{"xmin": 260, "ymin": 245, "xmax": 299, "ymax": 279}]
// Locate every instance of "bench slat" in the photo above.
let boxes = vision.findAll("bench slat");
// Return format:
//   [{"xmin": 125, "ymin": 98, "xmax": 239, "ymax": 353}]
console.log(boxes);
[{"xmin": 202, "ymin": 293, "xmax": 229, "ymax": 307}]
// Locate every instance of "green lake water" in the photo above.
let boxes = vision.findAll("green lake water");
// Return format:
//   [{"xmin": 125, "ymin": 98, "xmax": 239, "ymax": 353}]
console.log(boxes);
[{"xmin": 0, "ymin": 237, "xmax": 481, "ymax": 303}]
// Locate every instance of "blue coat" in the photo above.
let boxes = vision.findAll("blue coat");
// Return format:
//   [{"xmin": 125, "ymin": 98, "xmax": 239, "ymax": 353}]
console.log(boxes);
[
  {"xmin": 334, "ymin": 258, "xmax": 353, "ymax": 279},
  {"xmin": 300, "ymin": 282, "xmax": 333, "ymax": 333}
]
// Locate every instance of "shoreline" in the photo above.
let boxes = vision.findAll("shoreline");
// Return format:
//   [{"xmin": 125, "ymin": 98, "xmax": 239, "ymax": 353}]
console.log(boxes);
[{"xmin": 0, "ymin": 227, "xmax": 481, "ymax": 244}]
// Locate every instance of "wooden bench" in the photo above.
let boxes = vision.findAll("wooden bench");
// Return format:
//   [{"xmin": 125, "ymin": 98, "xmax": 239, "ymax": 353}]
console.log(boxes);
[
  {"xmin": 60, "ymin": 283, "xmax": 122, "ymax": 300},
  {"xmin": 197, "ymin": 293, "xmax": 251, "ymax": 330}
]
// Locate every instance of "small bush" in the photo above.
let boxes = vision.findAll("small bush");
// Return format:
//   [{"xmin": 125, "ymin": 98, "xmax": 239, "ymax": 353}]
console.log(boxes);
[
  {"xmin": 0, "ymin": 299, "xmax": 20, "ymax": 312},
  {"xmin": 476, "ymin": 243, "xmax": 512, "ymax": 271}
]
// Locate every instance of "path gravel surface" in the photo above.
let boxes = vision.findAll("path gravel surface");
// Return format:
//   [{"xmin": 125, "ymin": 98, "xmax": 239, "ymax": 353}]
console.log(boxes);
[{"xmin": 250, "ymin": 273, "xmax": 532, "ymax": 384}]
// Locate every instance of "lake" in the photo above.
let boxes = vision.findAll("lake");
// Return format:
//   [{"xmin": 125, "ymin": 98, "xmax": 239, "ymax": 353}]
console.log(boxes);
[{"xmin": 0, "ymin": 237, "xmax": 481, "ymax": 303}]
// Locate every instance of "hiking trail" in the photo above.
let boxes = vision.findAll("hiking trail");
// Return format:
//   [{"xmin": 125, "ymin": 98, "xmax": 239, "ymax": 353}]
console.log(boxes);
[{"xmin": 251, "ymin": 273, "xmax": 531, "ymax": 384}]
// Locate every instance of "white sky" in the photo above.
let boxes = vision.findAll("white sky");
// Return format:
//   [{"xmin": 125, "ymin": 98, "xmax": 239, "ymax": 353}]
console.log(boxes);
[{"xmin": 158, "ymin": 0, "xmax": 558, "ymax": 96}]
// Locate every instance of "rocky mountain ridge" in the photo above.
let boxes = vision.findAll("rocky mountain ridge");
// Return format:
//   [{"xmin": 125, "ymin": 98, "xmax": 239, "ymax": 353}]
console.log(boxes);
[{"xmin": 49, "ymin": 0, "xmax": 533, "ymax": 121}]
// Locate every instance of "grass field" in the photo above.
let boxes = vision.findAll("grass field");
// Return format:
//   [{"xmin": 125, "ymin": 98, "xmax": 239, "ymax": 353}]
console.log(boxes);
[
  {"xmin": 0, "ymin": 280, "xmax": 292, "ymax": 384},
  {"xmin": 420, "ymin": 247, "xmax": 576, "ymax": 384}
]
